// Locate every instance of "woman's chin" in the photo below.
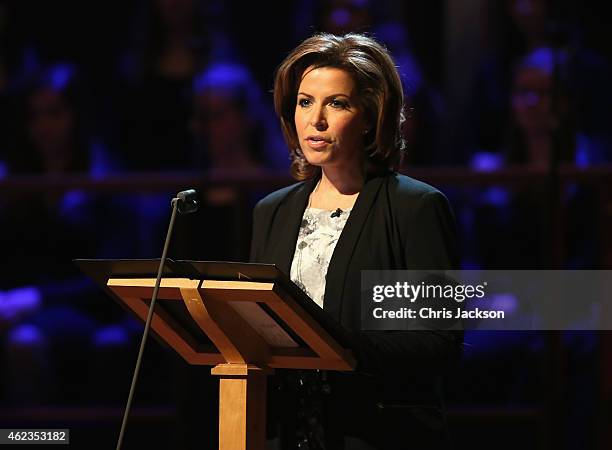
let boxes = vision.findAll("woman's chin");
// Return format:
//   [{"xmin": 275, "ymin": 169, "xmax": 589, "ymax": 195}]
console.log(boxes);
[{"xmin": 303, "ymin": 151, "xmax": 331, "ymax": 167}]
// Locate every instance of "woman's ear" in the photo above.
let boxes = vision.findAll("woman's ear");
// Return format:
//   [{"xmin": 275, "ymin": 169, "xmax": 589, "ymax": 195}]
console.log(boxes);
[{"xmin": 364, "ymin": 110, "xmax": 376, "ymax": 136}]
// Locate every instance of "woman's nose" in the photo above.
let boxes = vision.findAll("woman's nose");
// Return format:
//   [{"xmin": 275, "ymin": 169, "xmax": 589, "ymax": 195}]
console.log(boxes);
[{"xmin": 310, "ymin": 106, "xmax": 327, "ymax": 130}]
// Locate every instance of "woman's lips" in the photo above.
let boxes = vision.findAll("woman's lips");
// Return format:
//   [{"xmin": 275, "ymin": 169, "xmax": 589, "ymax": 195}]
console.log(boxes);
[{"xmin": 305, "ymin": 136, "xmax": 330, "ymax": 149}]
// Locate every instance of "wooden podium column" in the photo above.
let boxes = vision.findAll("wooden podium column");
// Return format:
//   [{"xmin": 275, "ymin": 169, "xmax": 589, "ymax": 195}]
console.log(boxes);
[{"xmin": 211, "ymin": 364, "xmax": 271, "ymax": 450}]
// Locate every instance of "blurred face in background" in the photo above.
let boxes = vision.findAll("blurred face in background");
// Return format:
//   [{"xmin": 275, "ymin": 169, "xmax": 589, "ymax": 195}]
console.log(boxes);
[
  {"xmin": 192, "ymin": 90, "xmax": 252, "ymax": 167},
  {"xmin": 511, "ymin": 67, "xmax": 553, "ymax": 135},
  {"xmin": 28, "ymin": 88, "xmax": 75, "ymax": 165}
]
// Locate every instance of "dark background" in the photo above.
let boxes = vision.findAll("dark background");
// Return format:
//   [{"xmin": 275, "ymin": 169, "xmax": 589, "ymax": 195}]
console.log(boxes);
[{"xmin": 1, "ymin": 1, "xmax": 612, "ymax": 449}]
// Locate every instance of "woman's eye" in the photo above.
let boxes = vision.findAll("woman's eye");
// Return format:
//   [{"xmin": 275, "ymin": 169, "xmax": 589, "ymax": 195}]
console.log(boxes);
[
  {"xmin": 298, "ymin": 98, "xmax": 311, "ymax": 107},
  {"xmin": 330, "ymin": 99, "xmax": 348, "ymax": 109}
]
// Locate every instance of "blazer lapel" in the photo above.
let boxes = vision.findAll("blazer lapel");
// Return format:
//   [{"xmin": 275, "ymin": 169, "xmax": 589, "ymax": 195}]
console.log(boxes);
[
  {"xmin": 275, "ymin": 176, "xmax": 319, "ymax": 274},
  {"xmin": 323, "ymin": 174, "xmax": 386, "ymax": 319}
]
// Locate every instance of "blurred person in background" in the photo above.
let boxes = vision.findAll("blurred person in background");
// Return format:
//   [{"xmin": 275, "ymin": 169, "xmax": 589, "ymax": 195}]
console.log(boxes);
[
  {"xmin": 506, "ymin": 47, "xmax": 607, "ymax": 167},
  {"xmin": 144, "ymin": 60, "xmax": 288, "ymax": 265},
  {"xmin": 0, "ymin": 63, "xmax": 135, "ymax": 406},
  {"xmin": 190, "ymin": 61, "xmax": 287, "ymax": 173},
  {"xmin": 3, "ymin": 63, "xmax": 117, "ymax": 176},
  {"xmin": 468, "ymin": 0, "xmax": 555, "ymax": 156},
  {"xmin": 466, "ymin": 46, "xmax": 604, "ymax": 269},
  {"xmin": 117, "ymin": 0, "xmax": 210, "ymax": 171},
  {"xmin": 467, "ymin": 0, "xmax": 612, "ymax": 162},
  {"xmin": 450, "ymin": 49, "xmax": 601, "ymax": 448}
]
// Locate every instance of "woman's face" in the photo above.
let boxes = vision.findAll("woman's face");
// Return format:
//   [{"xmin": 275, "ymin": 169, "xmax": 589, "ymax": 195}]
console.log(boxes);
[
  {"xmin": 294, "ymin": 66, "xmax": 369, "ymax": 171},
  {"xmin": 511, "ymin": 67, "xmax": 553, "ymax": 135},
  {"xmin": 193, "ymin": 90, "xmax": 249, "ymax": 156},
  {"xmin": 28, "ymin": 88, "xmax": 75, "ymax": 158}
]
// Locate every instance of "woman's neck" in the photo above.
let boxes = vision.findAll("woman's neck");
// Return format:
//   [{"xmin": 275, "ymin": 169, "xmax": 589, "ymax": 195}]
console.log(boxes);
[
  {"xmin": 319, "ymin": 163, "xmax": 363, "ymax": 194},
  {"xmin": 309, "ymin": 164, "xmax": 363, "ymax": 210}
]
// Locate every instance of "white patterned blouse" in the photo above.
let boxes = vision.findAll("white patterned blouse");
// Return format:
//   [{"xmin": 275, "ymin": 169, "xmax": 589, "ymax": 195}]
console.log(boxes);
[{"xmin": 289, "ymin": 206, "xmax": 352, "ymax": 309}]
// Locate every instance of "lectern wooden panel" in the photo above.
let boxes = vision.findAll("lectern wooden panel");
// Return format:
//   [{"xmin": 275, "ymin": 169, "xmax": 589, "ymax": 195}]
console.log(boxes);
[
  {"xmin": 77, "ymin": 259, "xmax": 355, "ymax": 450},
  {"xmin": 108, "ymin": 277, "xmax": 354, "ymax": 371}
]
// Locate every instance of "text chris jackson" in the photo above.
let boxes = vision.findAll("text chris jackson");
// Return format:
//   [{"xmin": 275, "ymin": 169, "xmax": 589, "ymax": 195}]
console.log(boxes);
[{"xmin": 372, "ymin": 307, "xmax": 505, "ymax": 320}]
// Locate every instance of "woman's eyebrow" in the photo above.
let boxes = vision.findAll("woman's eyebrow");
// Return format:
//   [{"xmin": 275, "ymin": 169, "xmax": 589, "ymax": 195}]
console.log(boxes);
[{"xmin": 297, "ymin": 92, "xmax": 351, "ymax": 99}]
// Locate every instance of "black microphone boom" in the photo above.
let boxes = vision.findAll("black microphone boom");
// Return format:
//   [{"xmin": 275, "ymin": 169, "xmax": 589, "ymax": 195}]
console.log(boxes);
[{"xmin": 115, "ymin": 189, "xmax": 197, "ymax": 450}]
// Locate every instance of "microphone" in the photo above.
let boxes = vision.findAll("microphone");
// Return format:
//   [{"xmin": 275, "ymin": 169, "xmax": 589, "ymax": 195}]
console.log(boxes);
[
  {"xmin": 330, "ymin": 208, "xmax": 343, "ymax": 218},
  {"xmin": 177, "ymin": 189, "xmax": 199, "ymax": 214},
  {"xmin": 115, "ymin": 189, "xmax": 197, "ymax": 450}
]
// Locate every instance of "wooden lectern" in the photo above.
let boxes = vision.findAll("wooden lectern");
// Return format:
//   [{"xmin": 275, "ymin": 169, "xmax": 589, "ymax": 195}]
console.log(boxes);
[{"xmin": 76, "ymin": 260, "xmax": 355, "ymax": 450}]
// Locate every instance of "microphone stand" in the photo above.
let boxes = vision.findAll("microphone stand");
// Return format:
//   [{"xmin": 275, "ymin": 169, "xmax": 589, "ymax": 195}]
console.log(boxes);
[{"xmin": 115, "ymin": 190, "xmax": 197, "ymax": 450}]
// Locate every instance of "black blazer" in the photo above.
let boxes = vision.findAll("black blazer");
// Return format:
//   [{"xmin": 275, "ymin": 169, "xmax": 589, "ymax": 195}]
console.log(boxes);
[{"xmin": 250, "ymin": 171, "xmax": 462, "ymax": 449}]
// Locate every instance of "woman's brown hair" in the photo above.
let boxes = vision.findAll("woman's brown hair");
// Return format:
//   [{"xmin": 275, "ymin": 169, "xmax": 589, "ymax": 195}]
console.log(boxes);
[{"xmin": 274, "ymin": 33, "xmax": 406, "ymax": 180}]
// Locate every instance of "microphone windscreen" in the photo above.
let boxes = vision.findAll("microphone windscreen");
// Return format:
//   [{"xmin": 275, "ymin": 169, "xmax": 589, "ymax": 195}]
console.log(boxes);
[{"xmin": 177, "ymin": 189, "xmax": 199, "ymax": 214}]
